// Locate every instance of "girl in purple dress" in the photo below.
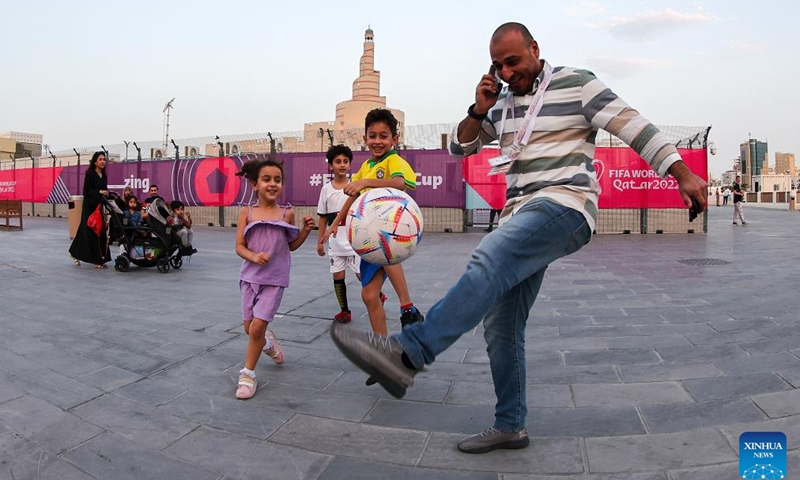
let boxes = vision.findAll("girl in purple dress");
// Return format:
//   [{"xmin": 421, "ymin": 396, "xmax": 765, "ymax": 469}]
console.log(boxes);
[{"xmin": 234, "ymin": 158, "xmax": 315, "ymax": 399}]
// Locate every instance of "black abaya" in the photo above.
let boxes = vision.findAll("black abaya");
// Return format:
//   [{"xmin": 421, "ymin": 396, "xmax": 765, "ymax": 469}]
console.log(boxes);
[{"xmin": 68, "ymin": 169, "xmax": 111, "ymax": 265}]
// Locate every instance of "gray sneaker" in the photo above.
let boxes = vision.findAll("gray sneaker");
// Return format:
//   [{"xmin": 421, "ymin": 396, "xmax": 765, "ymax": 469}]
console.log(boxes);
[
  {"xmin": 329, "ymin": 324, "xmax": 417, "ymax": 398},
  {"xmin": 458, "ymin": 426, "xmax": 530, "ymax": 454}
]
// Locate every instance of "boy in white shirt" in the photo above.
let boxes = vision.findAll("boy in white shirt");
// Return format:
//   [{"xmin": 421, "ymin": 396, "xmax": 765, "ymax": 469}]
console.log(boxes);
[{"xmin": 317, "ymin": 145, "xmax": 364, "ymax": 323}]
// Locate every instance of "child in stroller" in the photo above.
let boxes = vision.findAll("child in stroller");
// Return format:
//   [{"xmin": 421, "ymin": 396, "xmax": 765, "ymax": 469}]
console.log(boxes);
[{"xmin": 110, "ymin": 197, "xmax": 194, "ymax": 273}]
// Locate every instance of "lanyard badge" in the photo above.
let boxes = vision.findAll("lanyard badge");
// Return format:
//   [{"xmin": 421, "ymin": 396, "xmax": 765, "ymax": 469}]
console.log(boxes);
[{"xmin": 488, "ymin": 64, "xmax": 553, "ymax": 175}]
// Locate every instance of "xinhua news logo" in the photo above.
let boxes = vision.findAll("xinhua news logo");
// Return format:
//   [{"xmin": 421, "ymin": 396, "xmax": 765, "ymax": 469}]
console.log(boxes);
[{"xmin": 739, "ymin": 432, "xmax": 786, "ymax": 479}]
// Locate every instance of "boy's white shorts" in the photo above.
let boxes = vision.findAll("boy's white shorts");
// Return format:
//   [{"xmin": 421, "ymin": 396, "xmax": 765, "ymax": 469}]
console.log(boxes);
[{"xmin": 330, "ymin": 255, "xmax": 360, "ymax": 274}]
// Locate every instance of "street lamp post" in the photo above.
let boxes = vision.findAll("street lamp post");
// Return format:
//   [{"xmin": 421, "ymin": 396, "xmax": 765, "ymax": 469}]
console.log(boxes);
[
  {"xmin": 319, "ymin": 128, "xmax": 324, "ymax": 152},
  {"xmin": 72, "ymin": 148, "xmax": 81, "ymax": 194},
  {"xmin": 28, "ymin": 153, "xmax": 36, "ymax": 216},
  {"xmin": 267, "ymin": 132, "xmax": 276, "ymax": 155},
  {"xmin": 326, "ymin": 129, "xmax": 334, "ymax": 148},
  {"xmin": 171, "ymin": 139, "xmax": 179, "ymax": 160},
  {"xmin": 48, "ymin": 148, "xmax": 57, "ymax": 217},
  {"xmin": 123, "ymin": 141, "xmax": 130, "ymax": 161},
  {"xmin": 216, "ymin": 136, "xmax": 224, "ymax": 227}
]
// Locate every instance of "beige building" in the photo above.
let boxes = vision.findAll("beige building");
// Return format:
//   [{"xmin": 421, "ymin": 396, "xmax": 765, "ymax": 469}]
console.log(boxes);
[
  {"xmin": 775, "ymin": 152, "xmax": 796, "ymax": 177},
  {"xmin": 203, "ymin": 27, "xmax": 405, "ymax": 157},
  {"xmin": 0, "ymin": 138, "xmax": 16, "ymax": 165},
  {"xmin": 0, "ymin": 131, "xmax": 44, "ymax": 161},
  {"xmin": 753, "ymin": 173, "xmax": 792, "ymax": 192},
  {"xmin": 1, "ymin": 131, "xmax": 43, "ymax": 145}
]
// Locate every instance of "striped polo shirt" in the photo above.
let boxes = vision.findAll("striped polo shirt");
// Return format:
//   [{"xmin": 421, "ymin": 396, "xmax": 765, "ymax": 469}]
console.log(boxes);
[{"xmin": 450, "ymin": 61, "xmax": 682, "ymax": 232}]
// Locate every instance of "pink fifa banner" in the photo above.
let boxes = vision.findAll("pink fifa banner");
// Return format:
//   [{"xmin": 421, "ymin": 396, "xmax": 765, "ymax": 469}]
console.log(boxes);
[
  {"xmin": 593, "ymin": 148, "xmax": 707, "ymax": 208},
  {"xmin": 463, "ymin": 147, "xmax": 708, "ymax": 210},
  {"xmin": 0, "ymin": 167, "xmax": 65, "ymax": 202}
]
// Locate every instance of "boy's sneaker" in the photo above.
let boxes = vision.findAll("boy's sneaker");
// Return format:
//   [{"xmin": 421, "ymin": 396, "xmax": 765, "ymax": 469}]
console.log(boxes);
[
  {"xmin": 235, "ymin": 374, "xmax": 257, "ymax": 399},
  {"xmin": 457, "ymin": 426, "xmax": 530, "ymax": 454},
  {"xmin": 329, "ymin": 323, "xmax": 418, "ymax": 398},
  {"xmin": 263, "ymin": 331, "xmax": 284, "ymax": 365},
  {"xmin": 732, "ymin": 222, "xmax": 738, "ymax": 225},
  {"xmin": 400, "ymin": 306, "xmax": 424, "ymax": 327},
  {"xmin": 742, "ymin": 221, "xmax": 748, "ymax": 226},
  {"xmin": 334, "ymin": 310, "xmax": 352, "ymax": 324}
]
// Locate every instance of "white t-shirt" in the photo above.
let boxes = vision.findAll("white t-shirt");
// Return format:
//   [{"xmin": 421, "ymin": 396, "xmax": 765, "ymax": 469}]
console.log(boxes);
[{"xmin": 317, "ymin": 181, "xmax": 357, "ymax": 257}]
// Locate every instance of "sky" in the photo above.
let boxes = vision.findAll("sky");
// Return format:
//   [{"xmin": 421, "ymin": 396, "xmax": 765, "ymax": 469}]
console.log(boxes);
[{"xmin": 2, "ymin": 0, "xmax": 798, "ymax": 177}]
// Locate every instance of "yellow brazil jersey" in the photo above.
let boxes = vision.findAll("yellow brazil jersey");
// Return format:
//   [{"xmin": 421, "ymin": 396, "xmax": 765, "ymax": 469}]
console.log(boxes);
[{"xmin": 351, "ymin": 150, "xmax": 416, "ymax": 192}]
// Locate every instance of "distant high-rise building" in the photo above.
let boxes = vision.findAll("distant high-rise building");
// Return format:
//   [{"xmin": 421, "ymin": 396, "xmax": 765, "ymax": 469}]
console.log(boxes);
[
  {"xmin": 722, "ymin": 170, "xmax": 738, "ymax": 186},
  {"xmin": 740, "ymin": 138, "xmax": 768, "ymax": 190},
  {"xmin": 775, "ymin": 152, "xmax": 796, "ymax": 177}
]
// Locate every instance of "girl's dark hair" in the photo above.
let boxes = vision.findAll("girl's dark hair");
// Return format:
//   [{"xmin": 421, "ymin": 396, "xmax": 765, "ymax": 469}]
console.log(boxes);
[
  {"xmin": 88, "ymin": 151, "xmax": 106, "ymax": 172},
  {"xmin": 127, "ymin": 195, "xmax": 140, "ymax": 210},
  {"xmin": 236, "ymin": 156, "xmax": 284, "ymax": 182}
]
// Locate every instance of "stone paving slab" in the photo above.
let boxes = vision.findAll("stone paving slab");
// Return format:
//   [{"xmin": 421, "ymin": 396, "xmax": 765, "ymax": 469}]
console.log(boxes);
[
  {"xmin": 617, "ymin": 361, "xmax": 722, "ymax": 382},
  {"xmin": 157, "ymin": 390, "xmax": 293, "ymax": 440},
  {"xmin": 638, "ymin": 398, "xmax": 767, "ymax": 433},
  {"xmin": 317, "ymin": 456, "xmax": 497, "ymax": 480},
  {"xmin": 681, "ymin": 372, "xmax": 793, "ymax": 401},
  {"xmin": 445, "ymin": 382, "xmax": 573, "ymax": 408},
  {"xmin": 750, "ymin": 388, "xmax": 800, "ymax": 418},
  {"xmin": 270, "ymin": 414, "xmax": 428, "ymax": 465},
  {"xmin": 504, "ymin": 474, "xmax": 667, "ymax": 480},
  {"xmin": 0, "ymin": 432, "xmax": 96, "ymax": 480},
  {"xmin": 163, "ymin": 426, "xmax": 331, "ymax": 480},
  {"xmin": 1, "ymin": 208, "xmax": 799, "ymax": 478},
  {"xmin": 364, "ymin": 398, "xmax": 493, "ymax": 434},
  {"xmin": 70, "ymin": 393, "xmax": 200, "ymax": 450},
  {"xmin": 0, "ymin": 395, "xmax": 104, "ymax": 454},
  {"xmin": 584, "ymin": 428, "xmax": 737, "ymax": 472},
  {"xmin": 64, "ymin": 432, "xmax": 221, "ymax": 480},
  {"xmin": 572, "ymin": 382, "xmax": 692, "ymax": 407},
  {"xmin": 419, "ymin": 433, "xmax": 583, "ymax": 474}
]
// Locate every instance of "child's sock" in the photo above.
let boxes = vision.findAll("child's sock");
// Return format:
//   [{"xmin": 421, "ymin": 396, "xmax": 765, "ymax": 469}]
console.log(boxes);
[
  {"xmin": 334, "ymin": 278, "xmax": 349, "ymax": 311},
  {"xmin": 240, "ymin": 367, "xmax": 256, "ymax": 378},
  {"xmin": 263, "ymin": 334, "xmax": 273, "ymax": 352}
]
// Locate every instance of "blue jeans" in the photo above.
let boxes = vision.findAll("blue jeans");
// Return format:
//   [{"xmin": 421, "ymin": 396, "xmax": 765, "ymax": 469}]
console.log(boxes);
[{"xmin": 397, "ymin": 199, "xmax": 591, "ymax": 432}]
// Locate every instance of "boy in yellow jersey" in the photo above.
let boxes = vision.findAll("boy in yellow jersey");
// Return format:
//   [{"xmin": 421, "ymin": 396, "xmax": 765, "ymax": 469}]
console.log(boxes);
[{"xmin": 325, "ymin": 109, "xmax": 424, "ymax": 346}]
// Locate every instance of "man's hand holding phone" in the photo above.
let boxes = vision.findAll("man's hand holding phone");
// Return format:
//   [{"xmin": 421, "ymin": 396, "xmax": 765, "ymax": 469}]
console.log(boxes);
[{"xmin": 473, "ymin": 66, "xmax": 502, "ymax": 117}]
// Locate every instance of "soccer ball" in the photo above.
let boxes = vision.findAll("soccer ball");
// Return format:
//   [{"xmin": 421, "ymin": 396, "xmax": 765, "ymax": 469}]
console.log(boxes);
[{"xmin": 347, "ymin": 188, "xmax": 423, "ymax": 266}]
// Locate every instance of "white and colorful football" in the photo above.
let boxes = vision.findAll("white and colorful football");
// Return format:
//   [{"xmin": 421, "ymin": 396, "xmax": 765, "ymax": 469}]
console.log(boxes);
[{"xmin": 347, "ymin": 188, "xmax": 423, "ymax": 266}]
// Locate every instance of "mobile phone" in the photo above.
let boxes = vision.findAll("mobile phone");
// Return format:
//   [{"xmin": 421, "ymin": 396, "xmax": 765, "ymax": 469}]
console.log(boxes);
[
  {"xmin": 689, "ymin": 198, "xmax": 700, "ymax": 222},
  {"xmin": 491, "ymin": 71, "xmax": 503, "ymax": 97}
]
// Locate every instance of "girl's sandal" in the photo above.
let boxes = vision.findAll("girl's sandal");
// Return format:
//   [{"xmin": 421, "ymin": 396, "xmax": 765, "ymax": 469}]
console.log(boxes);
[
  {"xmin": 71, "ymin": 257, "xmax": 80, "ymax": 266},
  {"xmin": 94, "ymin": 264, "xmax": 107, "ymax": 269}
]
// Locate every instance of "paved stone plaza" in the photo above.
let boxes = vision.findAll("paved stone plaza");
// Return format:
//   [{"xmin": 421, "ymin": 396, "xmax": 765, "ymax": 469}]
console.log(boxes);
[{"xmin": 1, "ymin": 205, "xmax": 799, "ymax": 479}]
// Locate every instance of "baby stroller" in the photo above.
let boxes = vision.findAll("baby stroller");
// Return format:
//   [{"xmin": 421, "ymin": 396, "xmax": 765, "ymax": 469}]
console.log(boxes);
[{"xmin": 110, "ymin": 198, "xmax": 191, "ymax": 273}]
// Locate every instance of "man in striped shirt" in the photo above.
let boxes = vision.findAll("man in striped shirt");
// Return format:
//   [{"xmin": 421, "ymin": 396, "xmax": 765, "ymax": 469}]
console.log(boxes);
[{"xmin": 330, "ymin": 22, "xmax": 707, "ymax": 454}]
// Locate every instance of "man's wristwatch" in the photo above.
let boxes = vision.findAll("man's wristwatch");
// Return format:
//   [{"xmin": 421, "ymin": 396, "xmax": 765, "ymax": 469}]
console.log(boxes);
[{"xmin": 467, "ymin": 104, "xmax": 488, "ymax": 121}]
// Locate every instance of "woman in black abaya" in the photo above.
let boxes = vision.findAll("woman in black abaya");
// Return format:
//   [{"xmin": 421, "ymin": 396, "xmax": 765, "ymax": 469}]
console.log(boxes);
[{"xmin": 69, "ymin": 151, "xmax": 111, "ymax": 268}]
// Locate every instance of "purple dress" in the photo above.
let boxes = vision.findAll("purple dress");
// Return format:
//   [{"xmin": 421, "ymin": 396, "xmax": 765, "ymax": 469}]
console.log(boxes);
[{"xmin": 239, "ymin": 205, "xmax": 300, "ymax": 287}]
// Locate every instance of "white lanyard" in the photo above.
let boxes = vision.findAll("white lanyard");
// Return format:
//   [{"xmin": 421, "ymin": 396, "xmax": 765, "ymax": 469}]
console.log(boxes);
[{"xmin": 497, "ymin": 63, "xmax": 553, "ymax": 160}]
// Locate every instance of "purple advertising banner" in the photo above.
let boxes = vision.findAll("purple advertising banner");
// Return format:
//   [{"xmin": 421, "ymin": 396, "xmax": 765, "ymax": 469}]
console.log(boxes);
[{"xmin": 57, "ymin": 150, "xmax": 465, "ymax": 208}]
